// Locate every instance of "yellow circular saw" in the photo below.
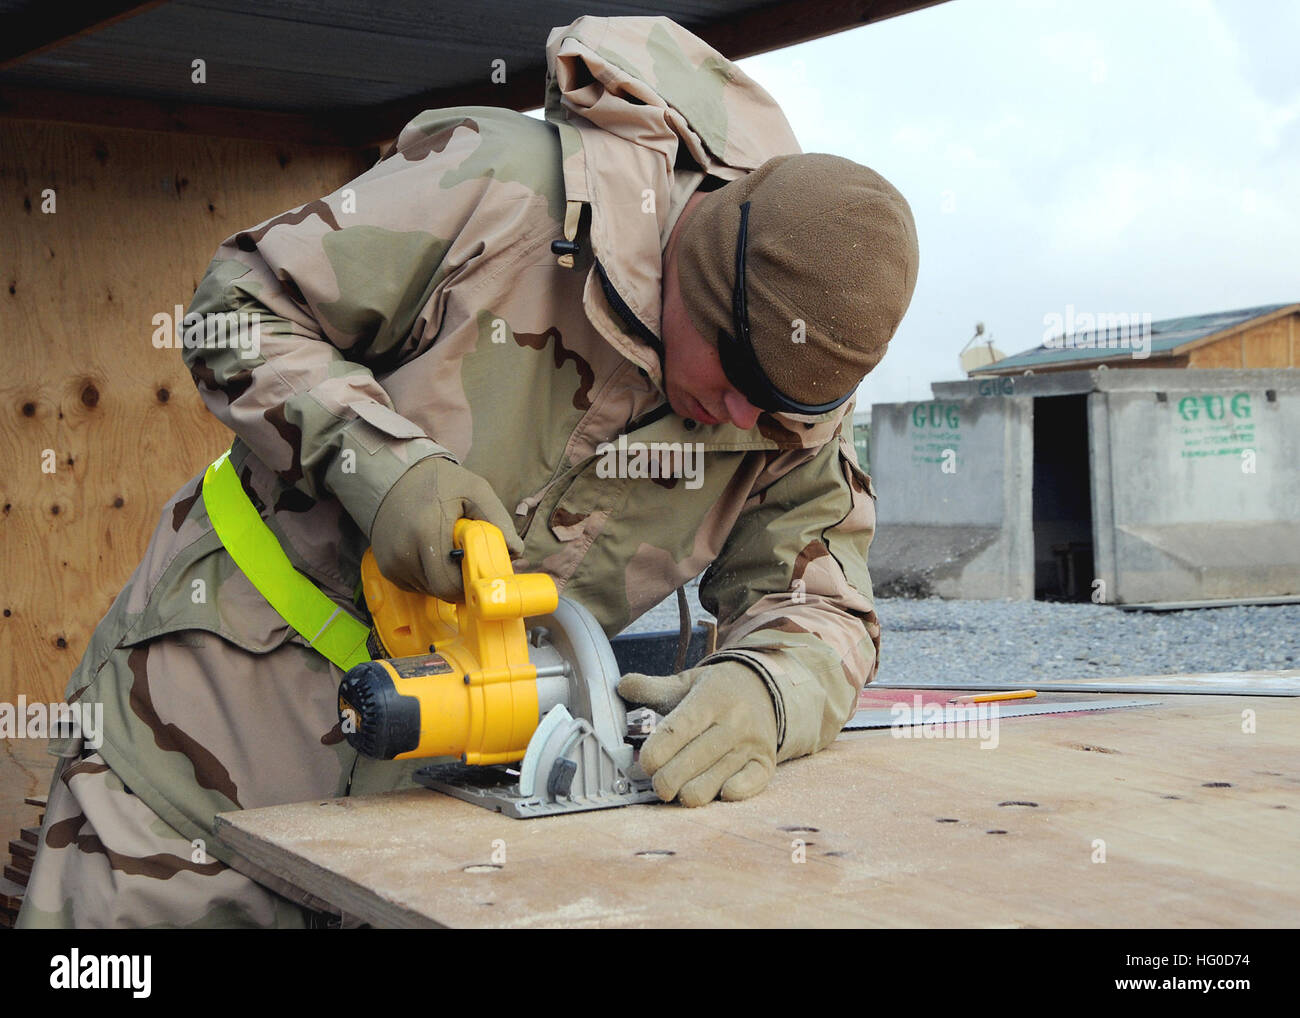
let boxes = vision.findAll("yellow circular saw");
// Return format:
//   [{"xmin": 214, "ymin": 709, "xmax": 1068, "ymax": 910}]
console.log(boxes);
[{"xmin": 338, "ymin": 520, "xmax": 658, "ymax": 817}]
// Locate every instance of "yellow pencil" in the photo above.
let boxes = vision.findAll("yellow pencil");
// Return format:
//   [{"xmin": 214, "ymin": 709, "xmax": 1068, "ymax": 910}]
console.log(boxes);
[{"xmin": 947, "ymin": 690, "xmax": 1038, "ymax": 705}]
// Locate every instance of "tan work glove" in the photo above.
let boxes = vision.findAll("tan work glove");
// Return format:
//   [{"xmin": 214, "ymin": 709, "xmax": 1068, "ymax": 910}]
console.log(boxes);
[
  {"xmin": 370, "ymin": 456, "xmax": 524, "ymax": 602},
  {"xmin": 618, "ymin": 661, "xmax": 778, "ymax": 807}
]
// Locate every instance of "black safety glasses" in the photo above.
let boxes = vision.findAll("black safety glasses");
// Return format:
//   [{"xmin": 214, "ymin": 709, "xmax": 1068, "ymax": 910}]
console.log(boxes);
[{"xmin": 716, "ymin": 201, "xmax": 853, "ymax": 417}]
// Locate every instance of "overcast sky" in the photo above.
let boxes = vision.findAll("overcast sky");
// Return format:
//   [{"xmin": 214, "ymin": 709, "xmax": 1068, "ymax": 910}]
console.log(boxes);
[{"xmin": 734, "ymin": 0, "xmax": 1300, "ymax": 407}]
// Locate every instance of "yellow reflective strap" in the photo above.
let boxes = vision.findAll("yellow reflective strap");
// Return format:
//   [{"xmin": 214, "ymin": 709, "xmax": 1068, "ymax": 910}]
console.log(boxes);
[{"xmin": 202, "ymin": 450, "xmax": 371, "ymax": 671}]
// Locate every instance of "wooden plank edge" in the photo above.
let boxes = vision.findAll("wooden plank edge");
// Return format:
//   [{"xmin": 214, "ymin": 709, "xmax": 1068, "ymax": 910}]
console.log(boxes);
[
  {"xmin": 215, "ymin": 814, "xmax": 442, "ymax": 929},
  {"xmin": 0, "ymin": 84, "xmax": 360, "ymax": 147}
]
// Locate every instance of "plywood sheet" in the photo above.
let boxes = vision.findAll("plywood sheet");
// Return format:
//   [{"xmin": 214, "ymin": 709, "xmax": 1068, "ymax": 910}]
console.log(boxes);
[
  {"xmin": 216, "ymin": 694, "xmax": 1300, "ymax": 928},
  {"xmin": 0, "ymin": 120, "xmax": 368, "ymax": 705}
]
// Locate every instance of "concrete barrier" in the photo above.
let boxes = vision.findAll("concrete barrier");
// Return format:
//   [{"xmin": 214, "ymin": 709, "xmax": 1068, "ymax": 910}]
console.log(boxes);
[
  {"xmin": 869, "ymin": 393, "xmax": 1033, "ymax": 599},
  {"xmin": 870, "ymin": 369, "xmax": 1300, "ymax": 603}
]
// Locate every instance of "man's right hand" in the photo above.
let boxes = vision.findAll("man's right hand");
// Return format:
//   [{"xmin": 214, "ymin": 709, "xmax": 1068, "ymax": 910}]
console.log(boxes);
[{"xmin": 369, "ymin": 456, "xmax": 524, "ymax": 602}]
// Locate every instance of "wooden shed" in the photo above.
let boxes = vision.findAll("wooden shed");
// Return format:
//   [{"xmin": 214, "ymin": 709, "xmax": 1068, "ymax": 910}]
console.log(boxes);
[{"xmin": 971, "ymin": 302, "xmax": 1300, "ymax": 376}]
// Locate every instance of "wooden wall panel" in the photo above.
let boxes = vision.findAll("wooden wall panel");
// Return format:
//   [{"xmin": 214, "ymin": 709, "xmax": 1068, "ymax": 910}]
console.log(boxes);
[
  {"xmin": 1241, "ymin": 316, "xmax": 1292, "ymax": 367},
  {"xmin": 0, "ymin": 120, "xmax": 368, "ymax": 707},
  {"xmin": 1188, "ymin": 334, "xmax": 1243, "ymax": 369}
]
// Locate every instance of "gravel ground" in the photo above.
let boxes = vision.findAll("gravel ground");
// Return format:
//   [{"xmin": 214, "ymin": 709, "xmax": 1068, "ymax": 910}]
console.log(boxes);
[{"xmin": 623, "ymin": 581, "xmax": 1300, "ymax": 684}]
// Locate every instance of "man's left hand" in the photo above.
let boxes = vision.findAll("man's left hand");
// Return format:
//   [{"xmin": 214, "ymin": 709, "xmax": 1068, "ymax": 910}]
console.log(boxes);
[{"xmin": 618, "ymin": 661, "xmax": 777, "ymax": 807}]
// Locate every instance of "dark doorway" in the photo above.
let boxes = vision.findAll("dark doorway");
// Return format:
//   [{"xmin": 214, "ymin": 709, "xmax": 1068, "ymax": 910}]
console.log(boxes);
[{"xmin": 1032, "ymin": 395, "xmax": 1094, "ymax": 600}]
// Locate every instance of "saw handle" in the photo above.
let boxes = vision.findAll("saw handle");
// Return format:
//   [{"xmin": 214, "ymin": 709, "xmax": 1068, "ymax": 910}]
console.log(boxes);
[
  {"xmin": 452, "ymin": 518, "xmax": 555, "ymax": 622},
  {"xmin": 362, "ymin": 519, "xmax": 554, "ymax": 658}
]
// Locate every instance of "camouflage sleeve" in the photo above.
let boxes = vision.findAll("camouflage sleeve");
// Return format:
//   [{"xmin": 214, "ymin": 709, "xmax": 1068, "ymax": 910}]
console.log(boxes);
[
  {"xmin": 180, "ymin": 115, "xmax": 486, "ymax": 533},
  {"xmin": 699, "ymin": 425, "xmax": 880, "ymax": 762}
]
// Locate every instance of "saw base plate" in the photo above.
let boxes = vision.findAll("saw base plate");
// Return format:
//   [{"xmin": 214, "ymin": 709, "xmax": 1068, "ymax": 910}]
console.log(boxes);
[{"xmin": 415, "ymin": 762, "xmax": 660, "ymax": 819}]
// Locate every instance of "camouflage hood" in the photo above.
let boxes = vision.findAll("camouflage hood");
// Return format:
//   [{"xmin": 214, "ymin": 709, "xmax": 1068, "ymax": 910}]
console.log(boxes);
[{"xmin": 544, "ymin": 16, "xmax": 814, "ymax": 429}]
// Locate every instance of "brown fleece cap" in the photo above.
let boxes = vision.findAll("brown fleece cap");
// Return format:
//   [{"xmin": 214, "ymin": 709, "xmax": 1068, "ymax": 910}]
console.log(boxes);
[{"xmin": 676, "ymin": 154, "xmax": 919, "ymax": 407}]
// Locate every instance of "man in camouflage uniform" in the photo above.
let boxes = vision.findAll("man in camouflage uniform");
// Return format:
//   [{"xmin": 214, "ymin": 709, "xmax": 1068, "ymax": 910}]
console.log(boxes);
[{"xmin": 19, "ymin": 15, "xmax": 917, "ymax": 928}]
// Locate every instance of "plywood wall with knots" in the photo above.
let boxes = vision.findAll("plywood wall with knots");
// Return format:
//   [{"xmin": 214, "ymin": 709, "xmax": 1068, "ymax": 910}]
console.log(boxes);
[{"xmin": 0, "ymin": 120, "xmax": 369, "ymax": 707}]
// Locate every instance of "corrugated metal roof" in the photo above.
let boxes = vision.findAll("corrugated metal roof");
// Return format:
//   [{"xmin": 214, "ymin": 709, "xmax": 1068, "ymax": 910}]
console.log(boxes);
[{"xmin": 974, "ymin": 302, "xmax": 1298, "ymax": 374}]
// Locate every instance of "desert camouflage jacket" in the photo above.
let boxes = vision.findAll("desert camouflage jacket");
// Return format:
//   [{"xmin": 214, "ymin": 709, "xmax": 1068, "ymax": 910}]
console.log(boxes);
[{"xmin": 65, "ymin": 17, "xmax": 881, "ymax": 823}]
